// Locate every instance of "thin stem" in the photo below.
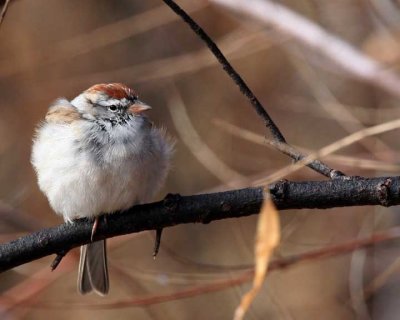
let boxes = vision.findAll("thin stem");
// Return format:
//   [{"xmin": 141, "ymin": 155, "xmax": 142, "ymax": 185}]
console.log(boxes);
[
  {"xmin": 162, "ymin": 0, "xmax": 284, "ymax": 141},
  {"xmin": 161, "ymin": 0, "xmax": 343, "ymax": 178},
  {"xmin": 0, "ymin": 0, "xmax": 11, "ymax": 29}
]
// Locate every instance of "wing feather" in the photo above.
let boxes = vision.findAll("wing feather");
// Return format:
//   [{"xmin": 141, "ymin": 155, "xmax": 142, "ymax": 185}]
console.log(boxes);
[{"xmin": 45, "ymin": 99, "xmax": 81, "ymax": 124}]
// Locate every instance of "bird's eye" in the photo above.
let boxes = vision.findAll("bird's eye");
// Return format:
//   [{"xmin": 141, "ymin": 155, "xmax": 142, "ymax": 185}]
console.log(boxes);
[{"xmin": 108, "ymin": 105, "xmax": 118, "ymax": 112}]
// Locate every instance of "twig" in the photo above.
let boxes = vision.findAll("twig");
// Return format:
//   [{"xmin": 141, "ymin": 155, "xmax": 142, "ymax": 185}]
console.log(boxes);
[
  {"xmin": 0, "ymin": 254, "xmax": 75, "ymax": 314},
  {"xmin": 0, "ymin": 1, "xmax": 207, "ymax": 78},
  {"xmin": 161, "ymin": 0, "xmax": 343, "ymax": 179},
  {"xmin": 1, "ymin": 176, "xmax": 400, "ymax": 272},
  {"xmin": 270, "ymin": 226, "xmax": 400, "ymax": 269},
  {"xmin": 47, "ymin": 28, "xmax": 275, "ymax": 95},
  {"xmin": 363, "ymin": 256, "xmax": 400, "ymax": 300},
  {"xmin": 162, "ymin": 0, "xmax": 285, "ymax": 142},
  {"xmin": 255, "ymin": 118, "xmax": 400, "ymax": 185},
  {"xmin": 287, "ymin": 50, "xmax": 396, "ymax": 162},
  {"xmin": 211, "ymin": 0, "xmax": 400, "ymax": 100},
  {"xmin": 213, "ymin": 119, "xmax": 400, "ymax": 172},
  {"xmin": 167, "ymin": 85, "xmax": 247, "ymax": 187},
  {"xmin": 0, "ymin": 0, "xmax": 11, "ymax": 29},
  {"xmin": 50, "ymin": 249, "xmax": 69, "ymax": 271},
  {"xmin": 19, "ymin": 225, "xmax": 400, "ymax": 309}
]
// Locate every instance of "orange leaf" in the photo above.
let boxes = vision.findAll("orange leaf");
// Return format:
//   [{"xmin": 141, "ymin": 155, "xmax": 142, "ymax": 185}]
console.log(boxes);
[{"xmin": 233, "ymin": 191, "xmax": 280, "ymax": 320}]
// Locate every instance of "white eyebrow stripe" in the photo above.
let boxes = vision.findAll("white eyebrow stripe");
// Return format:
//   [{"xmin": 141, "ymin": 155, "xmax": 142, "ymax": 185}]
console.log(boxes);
[{"xmin": 98, "ymin": 99, "xmax": 123, "ymax": 106}]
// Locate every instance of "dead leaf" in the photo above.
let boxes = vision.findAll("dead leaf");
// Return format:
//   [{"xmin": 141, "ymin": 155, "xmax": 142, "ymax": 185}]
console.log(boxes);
[{"xmin": 233, "ymin": 191, "xmax": 281, "ymax": 320}]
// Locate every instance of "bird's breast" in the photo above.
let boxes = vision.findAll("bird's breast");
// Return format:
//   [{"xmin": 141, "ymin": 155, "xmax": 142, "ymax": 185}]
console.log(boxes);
[{"xmin": 79, "ymin": 118, "xmax": 149, "ymax": 165}]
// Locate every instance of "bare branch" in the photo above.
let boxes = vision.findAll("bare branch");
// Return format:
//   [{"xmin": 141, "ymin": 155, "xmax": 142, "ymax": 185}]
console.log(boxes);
[
  {"xmin": 213, "ymin": 119, "xmax": 400, "ymax": 173},
  {"xmin": 167, "ymin": 85, "xmax": 247, "ymax": 187},
  {"xmin": 0, "ymin": 0, "xmax": 11, "ymax": 29},
  {"xmin": 18, "ymin": 225, "xmax": 400, "ymax": 309},
  {"xmin": 161, "ymin": 0, "xmax": 285, "ymax": 142},
  {"xmin": 211, "ymin": 0, "xmax": 400, "ymax": 99},
  {"xmin": 161, "ymin": 0, "xmax": 342, "ymax": 178},
  {"xmin": 1, "ymin": 176, "xmax": 400, "ymax": 273},
  {"xmin": 0, "ymin": 1, "xmax": 207, "ymax": 78},
  {"xmin": 256, "ymin": 118, "xmax": 400, "ymax": 185}
]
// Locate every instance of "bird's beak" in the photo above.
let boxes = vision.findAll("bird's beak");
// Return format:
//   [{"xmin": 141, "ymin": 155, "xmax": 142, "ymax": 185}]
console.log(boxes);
[{"xmin": 128, "ymin": 100, "xmax": 152, "ymax": 114}]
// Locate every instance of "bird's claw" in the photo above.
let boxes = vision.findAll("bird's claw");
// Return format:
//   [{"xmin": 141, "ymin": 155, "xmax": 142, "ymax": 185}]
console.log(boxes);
[{"xmin": 91, "ymin": 217, "xmax": 99, "ymax": 242}]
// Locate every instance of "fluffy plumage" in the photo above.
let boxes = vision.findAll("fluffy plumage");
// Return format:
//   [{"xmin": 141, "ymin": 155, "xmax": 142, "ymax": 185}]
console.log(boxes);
[{"xmin": 31, "ymin": 83, "xmax": 173, "ymax": 295}]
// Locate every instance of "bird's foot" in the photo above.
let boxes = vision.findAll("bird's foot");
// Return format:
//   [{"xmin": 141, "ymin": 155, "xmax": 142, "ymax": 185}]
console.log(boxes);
[{"xmin": 91, "ymin": 216, "xmax": 99, "ymax": 242}]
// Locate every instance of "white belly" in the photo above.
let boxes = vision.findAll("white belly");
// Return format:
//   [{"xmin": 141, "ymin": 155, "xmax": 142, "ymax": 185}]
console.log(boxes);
[{"xmin": 31, "ymin": 120, "xmax": 171, "ymax": 222}]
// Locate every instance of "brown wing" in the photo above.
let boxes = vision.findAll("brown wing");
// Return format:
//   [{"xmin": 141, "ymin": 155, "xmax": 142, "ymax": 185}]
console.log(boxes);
[{"xmin": 45, "ymin": 99, "xmax": 81, "ymax": 124}]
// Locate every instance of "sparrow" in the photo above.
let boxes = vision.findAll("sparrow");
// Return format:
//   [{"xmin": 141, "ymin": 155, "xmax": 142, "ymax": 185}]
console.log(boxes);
[{"xmin": 31, "ymin": 83, "xmax": 173, "ymax": 296}]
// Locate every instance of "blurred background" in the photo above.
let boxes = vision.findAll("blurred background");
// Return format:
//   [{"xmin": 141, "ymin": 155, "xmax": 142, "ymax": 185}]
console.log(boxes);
[{"xmin": 1, "ymin": 0, "xmax": 400, "ymax": 319}]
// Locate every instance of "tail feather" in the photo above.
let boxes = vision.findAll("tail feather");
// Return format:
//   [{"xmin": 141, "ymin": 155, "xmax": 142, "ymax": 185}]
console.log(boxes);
[{"xmin": 78, "ymin": 240, "xmax": 109, "ymax": 295}]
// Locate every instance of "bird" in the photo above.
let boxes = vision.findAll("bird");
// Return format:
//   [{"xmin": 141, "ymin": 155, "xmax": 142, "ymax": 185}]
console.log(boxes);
[{"xmin": 31, "ymin": 83, "xmax": 173, "ymax": 296}]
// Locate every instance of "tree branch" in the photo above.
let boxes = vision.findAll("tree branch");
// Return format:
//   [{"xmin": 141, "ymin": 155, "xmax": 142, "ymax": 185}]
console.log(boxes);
[
  {"xmin": 29, "ymin": 226, "xmax": 400, "ymax": 309},
  {"xmin": 211, "ymin": 0, "xmax": 400, "ymax": 100},
  {"xmin": 162, "ymin": 0, "xmax": 285, "ymax": 142},
  {"xmin": 161, "ymin": 0, "xmax": 343, "ymax": 179},
  {"xmin": 1, "ymin": 176, "xmax": 399, "ymax": 273},
  {"xmin": 0, "ymin": 0, "xmax": 11, "ymax": 29}
]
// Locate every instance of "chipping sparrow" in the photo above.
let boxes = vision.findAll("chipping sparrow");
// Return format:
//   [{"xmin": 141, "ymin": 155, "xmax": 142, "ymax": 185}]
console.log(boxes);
[{"xmin": 31, "ymin": 83, "xmax": 173, "ymax": 296}]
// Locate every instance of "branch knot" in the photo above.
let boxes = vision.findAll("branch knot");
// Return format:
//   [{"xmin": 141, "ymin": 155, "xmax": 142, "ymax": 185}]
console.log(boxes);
[
  {"xmin": 377, "ymin": 178, "xmax": 393, "ymax": 207},
  {"xmin": 163, "ymin": 193, "xmax": 181, "ymax": 212},
  {"xmin": 269, "ymin": 179, "xmax": 288, "ymax": 200}
]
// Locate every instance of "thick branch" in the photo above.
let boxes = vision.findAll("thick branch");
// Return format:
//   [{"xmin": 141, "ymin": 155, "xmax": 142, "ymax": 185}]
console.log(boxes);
[{"xmin": 1, "ymin": 176, "xmax": 399, "ymax": 273}]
